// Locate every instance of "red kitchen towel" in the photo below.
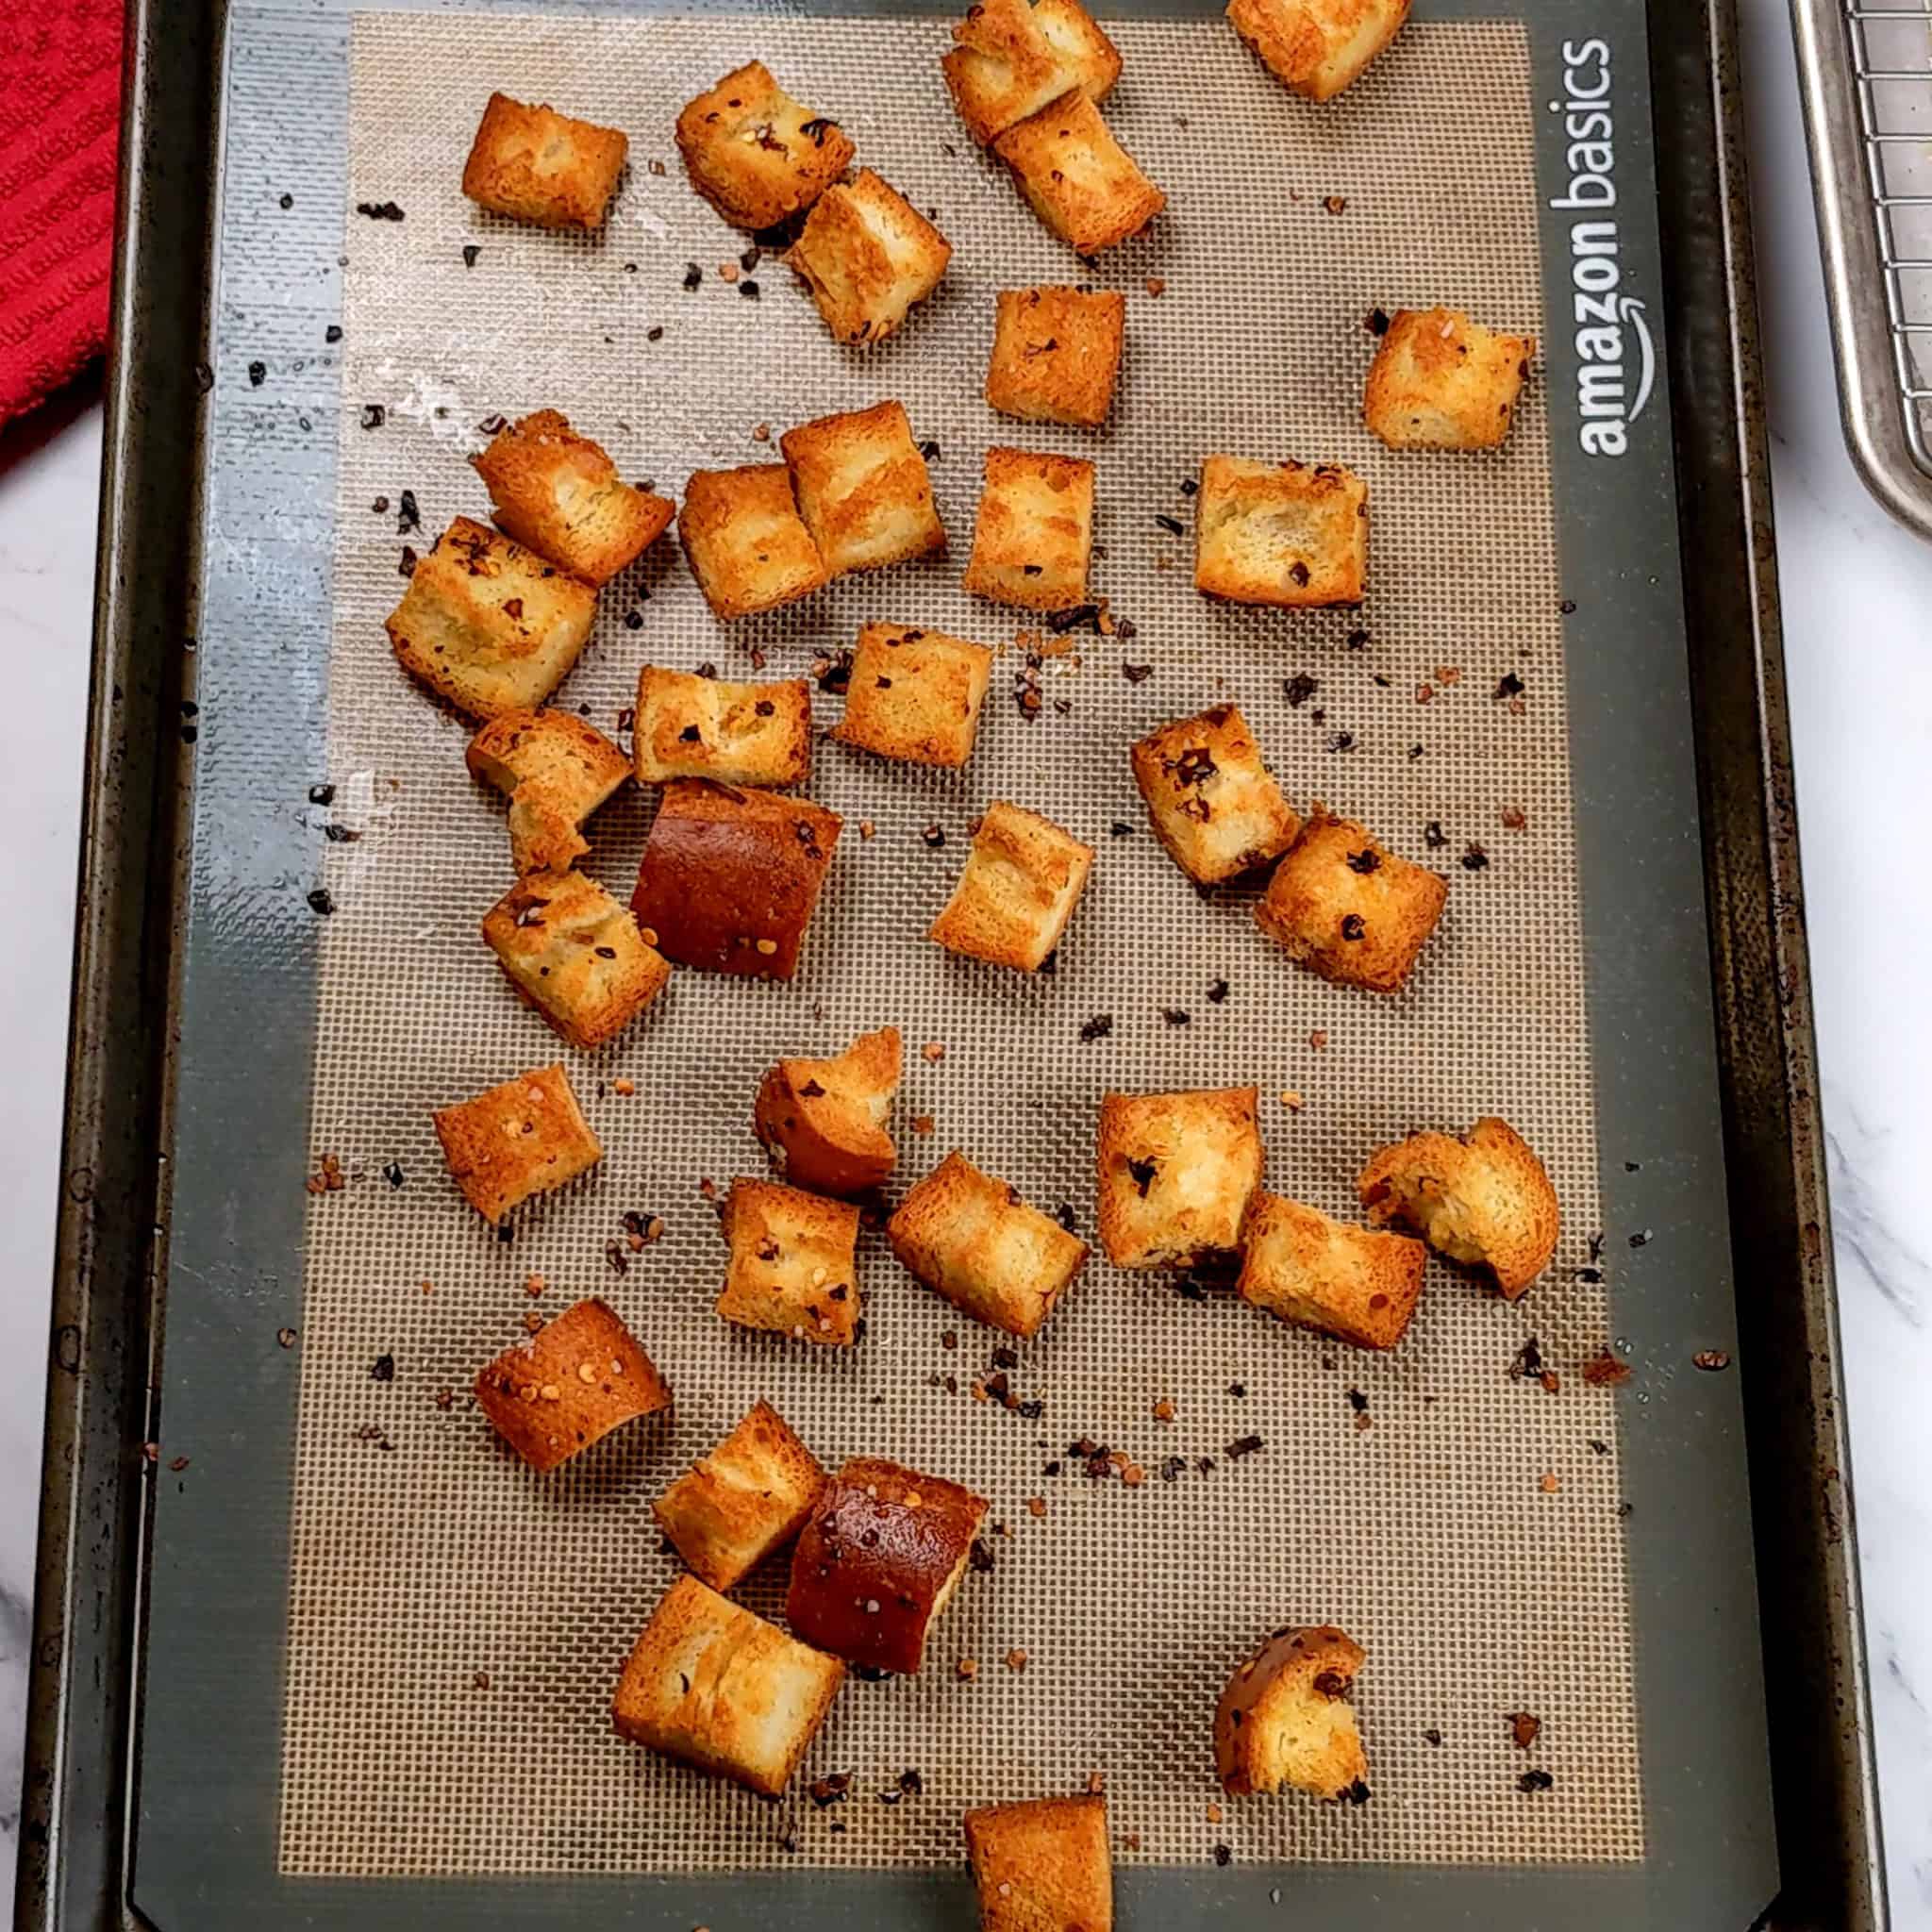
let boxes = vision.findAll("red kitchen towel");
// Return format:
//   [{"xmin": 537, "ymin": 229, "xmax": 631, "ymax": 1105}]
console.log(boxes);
[{"xmin": 0, "ymin": 3, "xmax": 125, "ymax": 426}]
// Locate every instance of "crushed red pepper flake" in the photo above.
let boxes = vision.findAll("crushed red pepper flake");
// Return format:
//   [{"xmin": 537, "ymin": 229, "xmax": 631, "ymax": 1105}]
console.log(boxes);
[
  {"xmin": 1581, "ymin": 1349, "xmax": 1631, "ymax": 1387},
  {"xmin": 1692, "ymin": 1349, "xmax": 1732, "ymax": 1372},
  {"xmin": 1507, "ymin": 1711, "xmax": 1541, "ymax": 1750},
  {"xmin": 1005, "ymin": 1648, "xmax": 1029, "ymax": 1672}
]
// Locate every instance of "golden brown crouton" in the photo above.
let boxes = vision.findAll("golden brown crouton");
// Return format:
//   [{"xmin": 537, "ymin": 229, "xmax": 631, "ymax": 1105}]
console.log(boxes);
[
  {"xmin": 387, "ymin": 516, "xmax": 597, "ymax": 721},
  {"xmin": 832, "ymin": 622, "xmax": 993, "ymax": 768},
  {"xmin": 652, "ymin": 1401, "xmax": 827, "ymax": 1591},
  {"xmin": 675, "ymin": 61, "xmax": 856, "ymax": 231},
  {"xmin": 466, "ymin": 708, "xmax": 630, "ymax": 874},
  {"xmin": 1238, "ymin": 1192, "xmax": 1424, "ymax": 1351},
  {"xmin": 960, "ymin": 446, "xmax": 1094, "ymax": 612},
  {"xmin": 612, "ymin": 1574, "xmax": 845, "ymax": 1796},
  {"xmin": 1097, "ymin": 1087, "xmax": 1263, "ymax": 1270},
  {"xmin": 888, "ymin": 1150, "xmax": 1089, "ymax": 1339},
  {"xmin": 985, "ymin": 286, "xmax": 1126, "ymax": 428},
  {"xmin": 942, "ymin": 0, "xmax": 1123, "ymax": 145},
  {"xmin": 676, "ymin": 465, "xmax": 830, "ymax": 621},
  {"xmin": 632, "ymin": 667, "xmax": 812, "ymax": 788},
  {"xmin": 1226, "ymin": 0, "xmax": 1411, "ymax": 102},
  {"xmin": 1216, "ymin": 1624, "xmax": 1370, "ymax": 1801},
  {"xmin": 1357, "ymin": 1116, "xmax": 1559, "ymax": 1299},
  {"xmin": 1130, "ymin": 704, "xmax": 1301, "ymax": 885},
  {"xmin": 1255, "ymin": 810, "xmax": 1447, "ymax": 994},
  {"xmin": 963, "ymin": 1793, "xmax": 1114, "ymax": 1931},
  {"xmin": 1364, "ymin": 307, "xmax": 1536, "ymax": 451},
  {"xmin": 432, "ymin": 1063, "xmax": 602, "ymax": 1225},
  {"xmin": 993, "ymin": 91, "xmax": 1164, "ymax": 257},
  {"xmin": 787, "ymin": 169, "xmax": 952, "ymax": 346},
  {"xmin": 754, "ymin": 1026, "xmax": 901, "ymax": 1195},
  {"xmin": 780, "ymin": 401, "xmax": 946, "ymax": 577},
  {"xmin": 461, "ymin": 92, "xmax": 628, "ymax": 230},
  {"xmin": 481, "ymin": 869, "xmax": 672, "ymax": 1051},
  {"xmin": 471, "ymin": 410, "xmax": 674, "ymax": 587},
  {"xmin": 474, "ymin": 1296, "xmax": 672, "ymax": 1473},
  {"xmin": 717, "ymin": 1178, "xmax": 862, "ymax": 1345},
  {"xmin": 1193, "ymin": 458, "xmax": 1368, "ymax": 608},
  {"xmin": 929, "ymin": 800, "xmax": 1095, "ymax": 973}
]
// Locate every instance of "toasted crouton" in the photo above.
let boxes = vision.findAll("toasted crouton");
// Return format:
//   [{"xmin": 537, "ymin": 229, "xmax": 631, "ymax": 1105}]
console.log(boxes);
[
  {"xmin": 1255, "ymin": 810, "xmax": 1447, "ymax": 994},
  {"xmin": 888, "ymin": 1150, "xmax": 1089, "ymax": 1338},
  {"xmin": 677, "ymin": 466, "xmax": 829, "ymax": 621},
  {"xmin": 929, "ymin": 800, "xmax": 1094, "ymax": 973},
  {"xmin": 675, "ymin": 61, "xmax": 856, "ymax": 230},
  {"xmin": 986, "ymin": 286, "xmax": 1126, "ymax": 428},
  {"xmin": 1131, "ymin": 704, "xmax": 1301, "ymax": 885},
  {"xmin": 1364, "ymin": 307, "xmax": 1535, "ymax": 450},
  {"xmin": 1357, "ymin": 1117, "xmax": 1559, "ymax": 1299},
  {"xmin": 942, "ymin": 0, "xmax": 1123, "ymax": 145},
  {"xmin": 1097, "ymin": 1087, "xmax": 1263, "ymax": 1270},
  {"xmin": 1193, "ymin": 457, "xmax": 1368, "ymax": 608},
  {"xmin": 960, "ymin": 446, "xmax": 1094, "ymax": 612},
  {"xmin": 1238, "ymin": 1193, "xmax": 1424, "ymax": 1350},
  {"xmin": 387, "ymin": 516, "xmax": 597, "ymax": 721},
  {"xmin": 466, "ymin": 708, "xmax": 630, "ymax": 874},
  {"xmin": 471, "ymin": 410, "xmax": 673, "ymax": 587},
  {"xmin": 754, "ymin": 1026, "xmax": 901, "ymax": 1195},
  {"xmin": 780, "ymin": 401, "xmax": 946, "ymax": 576},
  {"xmin": 432, "ymin": 1063, "xmax": 602, "ymax": 1224},
  {"xmin": 461, "ymin": 92, "xmax": 628, "ymax": 229},
  {"xmin": 1216, "ymin": 1624, "xmax": 1370, "ymax": 1801},
  {"xmin": 474, "ymin": 1296, "xmax": 672, "ymax": 1473},
  {"xmin": 717, "ymin": 1179, "xmax": 862, "ymax": 1345},
  {"xmin": 993, "ymin": 91, "xmax": 1164, "ymax": 257},
  {"xmin": 1226, "ymin": 0, "xmax": 1411, "ymax": 102},
  {"xmin": 633, "ymin": 667, "xmax": 812, "ymax": 788},
  {"xmin": 613, "ymin": 1574, "xmax": 845, "ymax": 1796},
  {"xmin": 653, "ymin": 1401, "xmax": 827, "ymax": 1591},
  {"xmin": 787, "ymin": 169, "xmax": 952, "ymax": 346},
  {"xmin": 963, "ymin": 1793, "xmax": 1114, "ymax": 1931},
  {"xmin": 832, "ymin": 622, "xmax": 993, "ymax": 768}
]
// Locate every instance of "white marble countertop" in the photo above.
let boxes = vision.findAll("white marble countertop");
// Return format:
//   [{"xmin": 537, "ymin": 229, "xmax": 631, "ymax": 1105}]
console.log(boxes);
[{"xmin": 1, "ymin": 0, "xmax": 1927, "ymax": 1920}]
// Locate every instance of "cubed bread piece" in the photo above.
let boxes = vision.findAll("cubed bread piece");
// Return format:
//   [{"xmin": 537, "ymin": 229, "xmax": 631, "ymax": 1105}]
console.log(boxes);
[
  {"xmin": 461, "ymin": 91, "xmax": 628, "ymax": 229},
  {"xmin": 963, "ymin": 1794, "xmax": 1114, "ymax": 1931},
  {"xmin": 633, "ymin": 667, "xmax": 812, "ymax": 788},
  {"xmin": 780, "ymin": 401, "xmax": 946, "ymax": 577},
  {"xmin": 612, "ymin": 1574, "xmax": 845, "ymax": 1796},
  {"xmin": 1255, "ymin": 810, "xmax": 1447, "ymax": 994},
  {"xmin": 1216, "ymin": 1624, "xmax": 1369, "ymax": 1801},
  {"xmin": 387, "ymin": 516, "xmax": 597, "ymax": 721},
  {"xmin": 481, "ymin": 868, "xmax": 672, "ymax": 1051},
  {"xmin": 631, "ymin": 780, "xmax": 841, "ymax": 980},
  {"xmin": 787, "ymin": 169, "xmax": 952, "ymax": 346},
  {"xmin": 1130, "ymin": 704, "xmax": 1301, "ymax": 885},
  {"xmin": 986, "ymin": 286, "xmax": 1125, "ymax": 428},
  {"xmin": 432, "ymin": 1063, "xmax": 602, "ymax": 1224},
  {"xmin": 960, "ymin": 447, "xmax": 1094, "ymax": 612},
  {"xmin": 1225, "ymin": 0, "xmax": 1410, "ymax": 102},
  {"xmin": 717, "ymin": 1178, "xmax": 862, "ymax": 1345},
  {"xmin": 1357, "ymin": 1116, "xmax": 1559, "ymax": 1299},
  {"xmin": 466, "ymin": 708, "xmax": 630, "ymax": 874},
  {"xmin": 832, "ymin": 622, "xmax": 993, "ymax": 768},
  {"xmin": 653, "ymin": 1400, "xmax": 827, "ymax": 1591},
  {"xmin": 929, "ymin": 800, "xmax": 1095, "ymax": 973},
  {"xmin": 1193, "ymin": 457, "xmax": 1368, "ymax": 608},
  {"xmin": 471, "ymin": 410, "xmax": 674, "ymax": 587},
  {"xmin": 1097, "ymin": 1087, "xmax": 1263, "ymax": 1269},
  {"xmin": 888, "ymin": 1150, "xmax": 1089, "ymax": 1338},
  {"xmin": 1364, "ymin": 306, "xmax": 1535, "ymax": 451},
  {"xmin": 675, "ymin": 61, "xmax": 856, "ymax": 230},
  {"xmin": 754, "ymin": 1026, "xmax": 901, "ymax": 1195},
  {"xmin": 993, "ymin": 91, "xmax": 1164, "ymax": 257},
  {"xmin": 677, "ymin": 465, "xmax": 830, "ymax": 621},
  {"xmin": 942, "ymin": 0, "xmax": 1123, "ymax": 145},
  {"xmin": 475, "ymin": 1296, "xmax": 672, "ymax": 1473},
  {"xmin": 1238, "ymin": 1192, "xmax": 1424, "ymax": 1351},
  {"xmin": 787, "ymin": 1456, "xmax": 989, "ymax": 1674}
]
